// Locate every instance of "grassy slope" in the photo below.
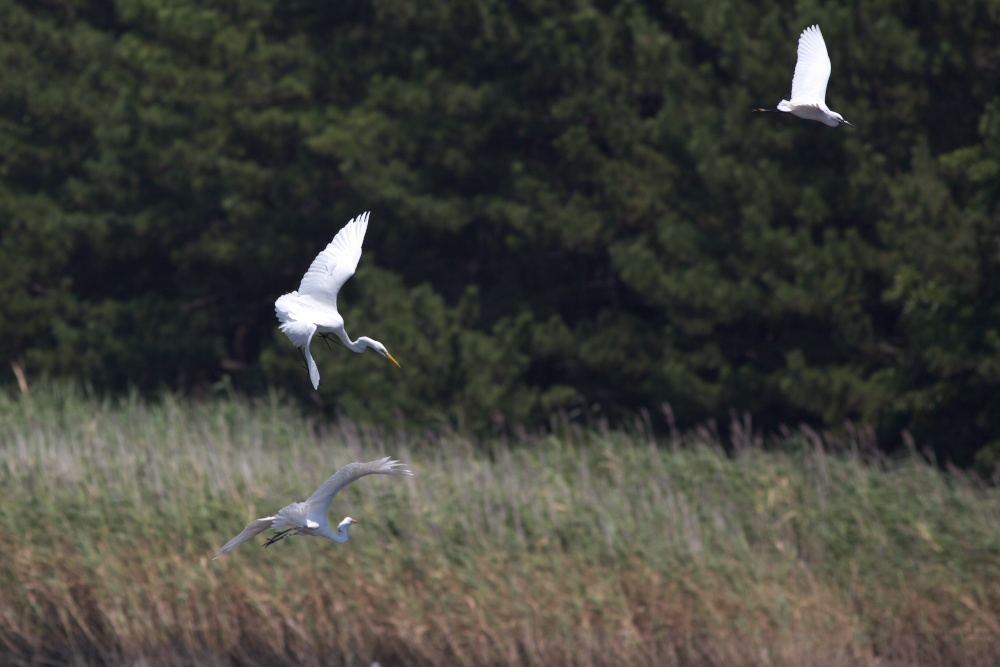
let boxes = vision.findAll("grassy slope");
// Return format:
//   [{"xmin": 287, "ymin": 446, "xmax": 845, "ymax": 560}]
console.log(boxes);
[{"xmin": 1, "ymin": 385, "xmax": 999, "ymax": 666}]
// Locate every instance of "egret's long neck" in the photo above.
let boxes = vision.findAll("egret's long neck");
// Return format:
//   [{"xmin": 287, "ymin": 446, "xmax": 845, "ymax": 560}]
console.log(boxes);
[
  {"xmin": 333, "ymin": 327, "xmax": 371, "ymax": 354},
  {"xmin": 325, "ymin": 519, "xmax": 352, "ymax": 543},
  {"xmin": 336, "ymin": 331, "xmax": 379, "ymax": 355}
]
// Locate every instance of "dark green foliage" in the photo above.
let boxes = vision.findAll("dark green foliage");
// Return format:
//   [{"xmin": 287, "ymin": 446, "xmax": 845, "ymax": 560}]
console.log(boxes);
[{"xmin": 3, "ymin": 0, "xmax": 1000, "ymax": 466}]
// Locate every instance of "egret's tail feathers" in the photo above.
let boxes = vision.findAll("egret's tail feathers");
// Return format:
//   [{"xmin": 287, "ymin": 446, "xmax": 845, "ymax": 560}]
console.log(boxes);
[{"xmin": 274, "ymin": 292, "xmax": 297, "ymax": 323}]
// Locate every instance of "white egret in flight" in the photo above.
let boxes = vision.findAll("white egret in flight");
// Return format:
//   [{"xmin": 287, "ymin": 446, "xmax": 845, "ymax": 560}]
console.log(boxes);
[
  {"xmin": 753, "ymin": 25, "xmax": 854, "ymax": 127},
  {"xmin": 276, "ymin": 211, "xmax": 401, "ymax": 390},
  {"xmin": 215, "ymin": 457, "xmax": 412, "ymax": 557}
]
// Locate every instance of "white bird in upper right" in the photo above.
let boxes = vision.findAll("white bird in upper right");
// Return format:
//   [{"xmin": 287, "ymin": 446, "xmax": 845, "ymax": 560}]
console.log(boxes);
[
  {"xmin": 276, "ymin": 211, "xmax": 400, "ymax": 390},
  {"xmin": 753, "ymin": 25, "xmax": 854, "ymax": 128}
]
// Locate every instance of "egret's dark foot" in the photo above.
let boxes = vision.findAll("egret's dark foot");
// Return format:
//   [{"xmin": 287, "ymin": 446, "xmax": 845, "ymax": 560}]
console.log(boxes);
[
  {"xmin": 263, "ymin": 528, "xmax": 294, "ymax": 548},
  {"xmin": 318, "ymin": 332, "xmax": 346, "ymax": 350},
  {"xmin": 317, "ymin": 332, "xmax": 346, "ymax": 349}
]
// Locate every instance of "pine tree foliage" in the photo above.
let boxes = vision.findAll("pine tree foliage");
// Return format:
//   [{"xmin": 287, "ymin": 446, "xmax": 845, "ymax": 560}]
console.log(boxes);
[{"xmin": 3, "ymin": 0, "xmax": 1000, "ymax": 465}]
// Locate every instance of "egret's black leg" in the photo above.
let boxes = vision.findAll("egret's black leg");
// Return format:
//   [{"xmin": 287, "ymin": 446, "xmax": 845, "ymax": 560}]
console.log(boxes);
[
  {"xmin": 263, "ymin": 528, "xmax": 295, "ymax": 548},
  {"xmin": 321, "ymin": 332, "xmax": 346, "ymax": 349}
]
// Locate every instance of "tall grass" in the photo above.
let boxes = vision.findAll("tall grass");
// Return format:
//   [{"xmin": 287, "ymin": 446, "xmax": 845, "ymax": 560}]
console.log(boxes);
[{"xmin": 1, "ymin": 384, "xmax": 999, "ymax": 666}]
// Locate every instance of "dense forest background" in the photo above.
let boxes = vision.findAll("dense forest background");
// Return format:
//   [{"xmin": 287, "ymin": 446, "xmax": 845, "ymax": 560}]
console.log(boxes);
[{"xmin": 2, "ymin": 0, "xmax": 1000, "ymax": 469}]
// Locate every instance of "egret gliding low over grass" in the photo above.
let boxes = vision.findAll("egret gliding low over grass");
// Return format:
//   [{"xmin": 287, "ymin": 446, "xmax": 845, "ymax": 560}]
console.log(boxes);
[
  {"xmin": 215, "ymin": 457, "xmax": 412, "ymax": 558},
  {"xmin": 753, "ymin": 25, "xmax": 854, "ymax": 128},
  {"xmin": 276, "ymin": 211, "xmax": 401, "ymax": 390}
]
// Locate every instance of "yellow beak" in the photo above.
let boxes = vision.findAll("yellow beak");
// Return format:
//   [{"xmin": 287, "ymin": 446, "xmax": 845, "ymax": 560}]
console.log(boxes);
[
  {"xmin": 351, "ymin": 518, "xmax": 360, "ymax": 524},
  {"xmin": 385, "ymin": 351, "xmax": 401, "ymax": 368}
]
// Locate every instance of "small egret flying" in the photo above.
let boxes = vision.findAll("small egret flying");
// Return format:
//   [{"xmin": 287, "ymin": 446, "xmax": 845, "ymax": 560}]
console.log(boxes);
[
  {"xmin": 276, "ymin": 211, "xmax": 401, "ymax": 390},
  {"xmin": 214, "ymin": 457, "xmax": 412, "ymax": 557},
  {"xmin": 753, "ymin": 25, "xmax": 854, "ymax": 127}
]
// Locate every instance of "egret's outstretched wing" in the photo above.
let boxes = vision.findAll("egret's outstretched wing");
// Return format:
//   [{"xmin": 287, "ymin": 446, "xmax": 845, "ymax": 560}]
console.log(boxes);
[
  {"xmin": 305, "ymin": 457, "xmax": 412, "ymax": 517},
  {"xmin": 215, "ymin": 516, "xmax": 276, "ymax": 558},
  {"xmin": 296, "ymin": 212, "xmax": 370, "ymax": 311},
  {"xmin": 789, "ymin": 25, "xmax": 831, "ymax": 105}
]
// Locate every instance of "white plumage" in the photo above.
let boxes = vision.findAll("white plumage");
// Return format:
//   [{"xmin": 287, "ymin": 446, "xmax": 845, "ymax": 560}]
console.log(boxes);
[
  {"xmin": 754, "ymin": 25, "xmax": 854, "ymax": 128},
  {"xmin": 276, "ymin": 211, "xmax": 400, "ymax": 389},
  {"xmin": 215, "ymin": 457, "xmax": 412, "ymax": 557}
]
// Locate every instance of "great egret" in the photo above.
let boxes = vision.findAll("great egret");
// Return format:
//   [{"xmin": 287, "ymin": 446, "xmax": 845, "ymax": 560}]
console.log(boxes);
[
  {"xmin": 214, "ymin": 457, "xmax": 412, "ymax": 558},
  {"xmin": 276, "ymin": 211, "xmax": 401, "ymax": 390},
  {"xmin": 753, "ymin": 25, "xmax": 854, "ymax": 127}
]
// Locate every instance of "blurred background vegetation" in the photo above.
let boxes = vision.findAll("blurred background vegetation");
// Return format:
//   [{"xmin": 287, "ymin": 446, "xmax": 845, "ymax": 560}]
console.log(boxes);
[
  {"xmin": 3, "ymin": 0, "xmax": 1000, "ymax": 470},
  {"xmin": 3, "ymin": 386, "xmax": 999, "ymax": 666}
]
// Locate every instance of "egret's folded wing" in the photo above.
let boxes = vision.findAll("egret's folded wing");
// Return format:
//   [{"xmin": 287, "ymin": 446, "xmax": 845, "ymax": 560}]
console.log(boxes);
[
  {"xmin": 305, "ymin": 457, "xmax": 412, "ymax": 517},
  {"xmin": 277, "ymin": 319, "xmax": 317, "ymax": 349},
  {"xmin": 214, "ymin": 516, "xmax": 276, "ymax": 558},
  {"xmin": 296, "ymin": 212, "xmax": 370, "ymax": 310},
  {"xmin": 789, "ymin": 25, "xmax": 831, "ymax": 105}
]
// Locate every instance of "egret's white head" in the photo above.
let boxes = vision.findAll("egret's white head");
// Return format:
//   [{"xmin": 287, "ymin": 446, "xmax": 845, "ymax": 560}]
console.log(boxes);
[
  {"xmin": 338, "ymin": 516, "xmax": 359, "ymax": 530},
  {"xmin": 833, "ymin": 112, "xmax": 854, "ymax": 127},
  {"xmin": 372, "ymin": 342, "xmax": 401, "ymax": 368}
]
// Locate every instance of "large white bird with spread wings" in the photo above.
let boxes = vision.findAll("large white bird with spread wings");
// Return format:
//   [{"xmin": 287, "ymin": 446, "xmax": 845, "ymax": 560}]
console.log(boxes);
[
  {"xmin": 754, "ymin": 25, "xmax": 854, "ymax": 127},
  {"xmin": 276, "ymin": 211, "xmax": 400, "ymax": 390},
  {"xmin": 215, "ymin": 457, "xmax": 412, "ymax": 557}
]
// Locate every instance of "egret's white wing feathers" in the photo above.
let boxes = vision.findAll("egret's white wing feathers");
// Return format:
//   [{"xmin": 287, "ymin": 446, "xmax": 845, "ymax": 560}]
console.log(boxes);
[
  {"xmin": 755, "ymin": 24, "xmax": 851, "ymax": 127},
  {"xmin": 788, "ymin": 25, "xmax": 831, "ymax": 105},
  {"xmin": 275, "ymin": 212, "xmax": 398, "ymax": 389},
  {"xmin": 214, "ymin": 457, "xmax": 412, "ymax": 557},
  {"xmin": 305, "ymin": 456, "xmax": 412, "ymax": 518},
  {"xmin": 275, "ymin": 318, "xmax": 320, "ymax": 389},
  {"xmin": 215, "ymin": 516, "xmax": 276, "ymax": 558},
  {"xmin": 296, "ymin": 211, "xmax": 370, "ymax": 310},
  {"xmin": 276, "ymin": 317, "xmax": 317, "ymax": 348}
]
